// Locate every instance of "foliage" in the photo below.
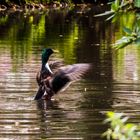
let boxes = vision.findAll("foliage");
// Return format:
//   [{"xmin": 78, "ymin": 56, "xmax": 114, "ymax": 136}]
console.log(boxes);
[
  {"xmin": 0, "ymin": 0, "xmax": 73, "ymax": 5},
  {"xmin": 113, "ymin": 6, "xmax": 140, "ymax": 48},
  {"xmin": 135, "ymin": 0, "xmax": 140, "ymax": 8},
  {"xmin": 110, "ymin": 0, "xmax": 140, "ymax": 49},
  {"xmin": 95, "ymin": 0, "xmax": 140, "ymax": 49},
  {"xmin": 0, "ymin": 0, "xmax": 115, "ymax": 5},
  {"xmin": 0, "ymin": 8, "xmax": 80, "ymax": 70},
  {"xmin": 103, "ymin": 112, "xmax": 140, "ymax": 140},
  {"xmin": 114, "ymin": 25, "xmax": 140, "ymax": 49},
  {"xmin": 94, "ymin": 0, "xmax": 134, "ymax": 20}
]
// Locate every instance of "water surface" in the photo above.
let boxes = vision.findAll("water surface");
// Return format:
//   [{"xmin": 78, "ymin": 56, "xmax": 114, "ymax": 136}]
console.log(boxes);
[{"xmin": 0, "ymin": 7, "xmax": 140, "ymax": 140}]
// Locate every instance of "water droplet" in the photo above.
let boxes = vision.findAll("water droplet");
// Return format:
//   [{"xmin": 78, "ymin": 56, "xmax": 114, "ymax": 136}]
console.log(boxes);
[
  {"xmin": 84, "ymin": 88, "xmax": 87, "ymax": 91},
  {"xmin": 59, "ymin": 34, "xmax": 63, "ymax": 37}
]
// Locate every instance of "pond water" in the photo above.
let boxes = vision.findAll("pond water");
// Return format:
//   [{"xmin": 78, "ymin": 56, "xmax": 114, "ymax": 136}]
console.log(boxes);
[{"xmin": 0, "ymin": 6, "xmax": 140, "ymax": 140}]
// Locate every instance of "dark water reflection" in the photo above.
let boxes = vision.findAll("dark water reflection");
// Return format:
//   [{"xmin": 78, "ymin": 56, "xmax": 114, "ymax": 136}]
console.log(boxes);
[{"xmin": 0, "ymin": 7, "xmax": 140, "ymax": 140}]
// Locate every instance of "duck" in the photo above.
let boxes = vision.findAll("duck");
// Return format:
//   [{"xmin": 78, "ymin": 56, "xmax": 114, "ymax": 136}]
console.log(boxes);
[
  {"xmin": 34, "ymin": 48, "xmax": 91, "ymax": 100},
  {"xmin": 36, "ymin": 48, "xmax": 54, "ymax": 86},
  {"xmin": 36, "ymin": 48, "xmax": 64, "ymax": 99},
  {"xmin": 36, "ymin": 48, "xmax": 64, "ymax": 86}
]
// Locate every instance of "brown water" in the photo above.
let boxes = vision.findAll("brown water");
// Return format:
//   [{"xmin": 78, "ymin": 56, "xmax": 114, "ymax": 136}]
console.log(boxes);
[{"xmin": 0, "ymin": 7, "xmax": 140, "ymax": 140}]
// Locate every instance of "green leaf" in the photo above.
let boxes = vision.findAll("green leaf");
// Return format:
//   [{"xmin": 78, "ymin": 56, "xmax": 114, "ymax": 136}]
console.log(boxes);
[
  {"xmin": 111, "ymin": 0, "xmax": 120, "ymax": 12},
  {"xmin": 107, "ymin": 112, "xmax": 115, "ymax": 118},
  {"xmin": 102, "ymin": 129, "xmax": 112, "ymax": 140},
  {"xmin": 111, "ymin": 3, "xmax": 117, "ymax": 11},
  {"xmin": 135, "ymin": 0, "xmax": 140, "ymax": 8},
  {"xmin": 106, "ymin": 14, "xmax": 115, "ymax": 21},
  {"xmin": 115, "ymin": 0, "xmax": 120, "ymax": 8},
  {"xmin": 111, "ymin": 14, "xmax": 118, "ymax": 23},
  {"xmin": 123, "ymin": 27, "xmax": 132, "ymax": 34},
  {"xmin": 121, "ymin": 117, "xmax": 129, "ymax": 123},
  {"xmin": 134, "ymin": 38, "xmax": 140, "ymax": 45},
  {"xmin": 113, "ymin": 36, "xmax": 134, "ymax": 49},
  {"xmin": 94, "ymin": 11, "xmax": 114, "ymax": 17},
  {"xmin": 104, "ymin": 118, "xmax": 111, "ymax": 123}
]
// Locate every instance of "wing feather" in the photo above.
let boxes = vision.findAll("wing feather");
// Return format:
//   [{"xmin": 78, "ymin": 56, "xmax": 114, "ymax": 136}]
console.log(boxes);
[{"xmin": 50, "ymin": 63, "xmax": 91, "ymax": 93}]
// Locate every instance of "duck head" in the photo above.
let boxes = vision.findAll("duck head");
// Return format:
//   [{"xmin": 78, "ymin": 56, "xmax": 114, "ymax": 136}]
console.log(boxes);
[{"xmin": 42, "ymin": 48, "xmax": 53, "ymax": 64}]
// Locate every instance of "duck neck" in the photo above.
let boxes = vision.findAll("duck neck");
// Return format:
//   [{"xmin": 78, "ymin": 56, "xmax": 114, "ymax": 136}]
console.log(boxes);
[
  {"xmin": 41, "ymin": 58, "xmax": 53, "ymax": 74},
  {"xmin": 41, "ymin": 57, "xmax": 48, "ymax": 71},
  {"xmin": 45, "ymin": 63, "xmax": 53, "ymax": 74}
]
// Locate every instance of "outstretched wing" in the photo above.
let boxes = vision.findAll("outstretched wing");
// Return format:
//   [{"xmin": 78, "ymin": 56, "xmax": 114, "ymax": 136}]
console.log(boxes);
[
  {"xmin": 49, "ymin": 60, "xmax": 64, "ymax": 73},
  {"xmin": 62, "ymin": 63, "xmax": 91, "ymax": 81},
  {"xmin": 51, "ymin": 63, "xmax": 91, "ymax": 94}
]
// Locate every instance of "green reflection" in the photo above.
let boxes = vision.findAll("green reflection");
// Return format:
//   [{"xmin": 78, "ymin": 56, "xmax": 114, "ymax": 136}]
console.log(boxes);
[
  {"xmin": 114, "ymin": 12, "xmax": 136, "ymax": 39},
  {"xmin": 112, "ymin": 10, "xmax": 140, "ymax": 81},
  {"xmin": 0, "ymin": 9, "xmax": 78, "ymax": 71}
]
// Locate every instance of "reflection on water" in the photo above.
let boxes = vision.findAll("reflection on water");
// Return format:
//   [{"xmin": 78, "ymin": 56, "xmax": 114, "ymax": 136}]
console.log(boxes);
[{"xmin": 0, "ymin": 7, "xmax": 140, "ymax": 140}]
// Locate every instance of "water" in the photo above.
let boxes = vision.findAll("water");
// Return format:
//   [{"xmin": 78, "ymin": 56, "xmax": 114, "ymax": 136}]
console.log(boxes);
[{"xmin": 0, "ymin": 6, "xmax": 140, "ymax": 140}]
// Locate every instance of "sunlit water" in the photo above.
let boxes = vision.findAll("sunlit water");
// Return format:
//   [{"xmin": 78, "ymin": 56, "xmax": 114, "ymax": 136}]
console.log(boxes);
[{"xmin": 0, "ymin": 7, "xmax": 140, "ymax": 140}]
